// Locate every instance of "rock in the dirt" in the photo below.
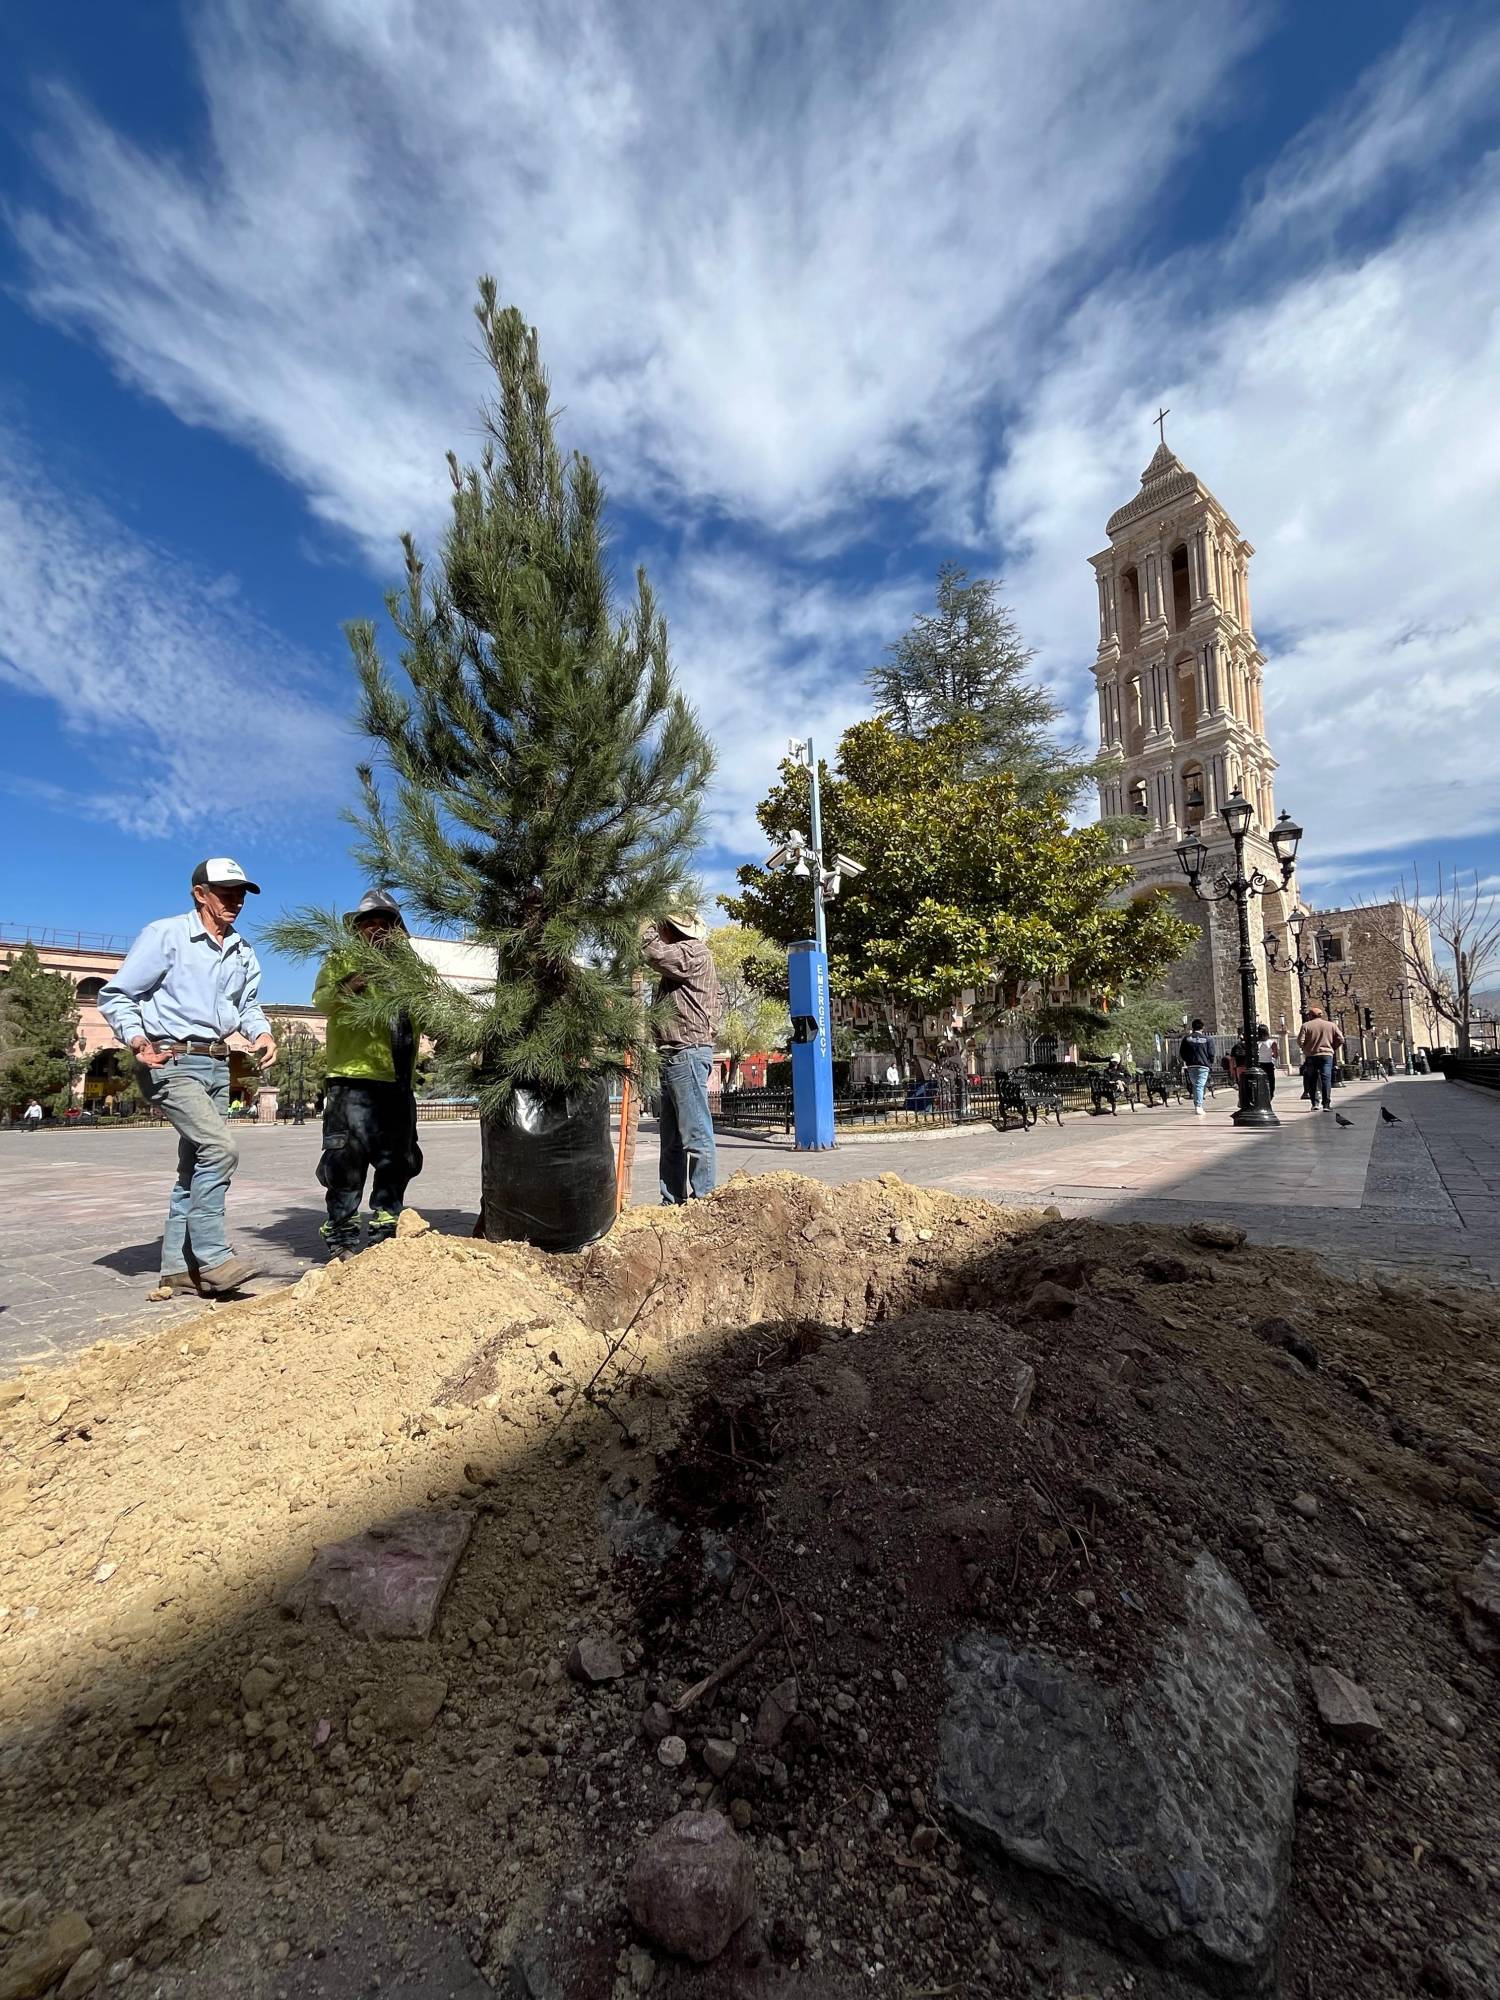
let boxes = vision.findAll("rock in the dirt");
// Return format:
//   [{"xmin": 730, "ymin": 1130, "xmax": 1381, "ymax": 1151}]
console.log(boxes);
[
  {"xmin": 1253, "ymin": 1316, "xmax": 1319, "ymax": 1370},
  {"xmin": 279, "ymin": 1510, "xmax": 473, "ymax": 1641},
  {"xmin": 180, "ymin": 1853, "xmax": 212, "ymax": 1885},
  {"xmin": 1025, "ymin": 1282, "xmax": 1077, "ymax": 1320},
  {"xmin": 1187, "ymin": 1220, "xmax": 1246, "ymax": 1251},
  {"xmin": 753, "ymin": 1677, "xmax": 799, "ymax": 1749},
  {"xmin": 568, "ymin": 1634, "xmax": 625, "ymax": 1685},
  {"xmin": 1309, "ymin": 1665, "xmax": 1382, "ymax": 1742},
  {"xmin": 395, "ymin": 1209, "xmax": 430, "ymax": 1237},
  {"xmin": 1290, "ymin": 1493, "xmax": 1319, "ymax": 1520},
  {"xmin": 1456, "ymin": 1539, "xmax": 1500, "ymax": 1663},
  {"xmin": 939, "ymin": 1552, "xmax": 1298, "ymax": 1989},
  {"xmin": 165, "ymin": 1888, "xmax": 218, "ymax": 1943},
  {"xmin": 1008, "ymin": 1363, "xmax": 1037, "ymax": 1424},
  {"xmin": 371, "ymin": 1672, "xmax": 448, "ymax": 1742},
  {"xmin": 625, "ymin": 1811, "xmax": 756, "ymax": 1964},
  {"xmin": 656, "ymin": 1735, "xmax": 688, "ymax": 1770},
  {"xmin": 702, "ymin": 1737, "xmax": 737, "ymax": 1779},
  {"xmin": 0, "ymin": 1911, "xmax": 92, "ymax": 2000},
  {"xmin": 1421, "ymin": 1695, "xmax": 1466, "ymax": 1741},
  {"xmin": 57, "ymin": 1947, "xmax": 105, "ymax": 1998},
  {"xmin": 641, "ymin": 1702, "xmax": 676, "ymax": 1742}
]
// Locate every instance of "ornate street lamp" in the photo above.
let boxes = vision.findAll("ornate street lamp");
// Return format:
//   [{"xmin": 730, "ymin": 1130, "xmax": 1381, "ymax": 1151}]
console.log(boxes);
[
  {"xmin": 1265, "ymin": 908, "xmax": 1313, "ymax": 1016},
  {"xmin": 1176, "ymin": 791, "xmax": 1301, "ymax": 1126}
]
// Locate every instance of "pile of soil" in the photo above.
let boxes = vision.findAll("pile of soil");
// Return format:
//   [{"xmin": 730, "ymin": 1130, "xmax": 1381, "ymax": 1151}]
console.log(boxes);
[{"xmin": 1, "ymin": 1174, "xmax": 1496, "ymax": 2000}]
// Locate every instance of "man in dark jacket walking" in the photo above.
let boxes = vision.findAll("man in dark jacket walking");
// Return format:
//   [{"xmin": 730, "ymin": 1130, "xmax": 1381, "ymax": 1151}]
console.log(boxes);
[
  {"xmin": 642, "ymin": 911, "xmax": 722, "ymax": 1203},
  {"xmin": 1178, "ymin": 1018, "xmax": 1214, "ymax": 1116},
  {"xmin": 312, "ymin": 890, "xmax": 422, "ymax": 1256}
]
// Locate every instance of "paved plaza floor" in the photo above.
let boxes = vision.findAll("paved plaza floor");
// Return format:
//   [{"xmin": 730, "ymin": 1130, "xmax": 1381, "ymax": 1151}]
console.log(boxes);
[{"xmin": 2, "ymin": 1074, "xmax": 1497, "ymax": 1372}]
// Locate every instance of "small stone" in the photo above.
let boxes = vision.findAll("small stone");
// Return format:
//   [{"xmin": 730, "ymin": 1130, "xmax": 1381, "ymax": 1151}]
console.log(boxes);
[
  {"xmin": 39, "ymin": 1395, "xmax": 71, "ymax": 1427},
  {"xmin": 890, "ymin": 1668, "xmax": 908, "ymax": 1694},
  {"xmin": 371, "ymin": 1672, "xmax": 447, "ymax": 1741},
  {"xmin": 1077, "ymin": 1479, "xmax": 1119, "ymax": 1515},
  {"xmin": 311, "ymin": 1830, "xmax": 340, "ymax": 1866},
  {"xmin": 268, "ymin": 1942, "xmax": 290, "ymax": 1965},
  {"xmin": 1008, "ymin": 1363, "xmax": 1036, "ymax": 1424},
  {"xmin": 521, "ymin": 1530, "xmax": 542, "ymax": 1559},
  {"xmin": 1312, "ymin": 1547, "xmax": 1348, "ymax": 1578},
  {"xmin": 240, "ymin": 1665, "xmax": 278, "ymax": 1711},
  {"xmin": 181, "ymin": 1853, "xmax": 212, "ymax": 1885},
  {"xmin": 1421, "ymin": 1695, "xmax": 1466, "ymax": 1740},
  {"xmin": 753, "ymin": 1678, "xmax": 799, "ymax": 1749},
  {"xmin": 0, "ymin": 1912, "xmax": 92, "ymax": 1999},
  {"xmin": 641, "ymin": 1702, "xmax": 676, "ymax": 1742},
  {"xmin": 394, "ymin": 1767, "xmax": 423, "ymax": 1803},
  {"xmin": 166, "ymin": 1887, "xmax": 218, "ymax": 1942},
  {"xmin": 1261, "ymin": 1540, "xmax": 1291, "ymax": 1577},
  {"xmin": 523, "ymin": 1753, "xmax": 551, "ymax": 1780},
  {"xmin": 625, "ymin": 1811, "xmax": 757, "ymax": 1963},
  {"xmin": 1310, "ymin": 1665, "xmax": 1382, "ymax": 1742},
  {"xmin": 729, "ymin": 1799, "xmax": 753, "ymax": 1830},
  {"xmin": 257, "ymin": 1842, "xmax": 284, "ymax": 1877},
  {"xmin": 206, "ymin": 1752, "xmax": 244, "ymax": 1802},
  {"xmin": 701, "ymin": 1738, "xmax": 737, "ymax": 1779},
  {"xmin": 104, "ymin": 1962, "xmax": 133, "ymax": 1989},
  {"xmin": 1188, "ymin": 1220, "xmax": 1246, "ymax": 1251},
  {"xmin": 395, "ymin": 1209, "xmax": 430, "ymax": 1238},
  {"xmin": 890, "ymin": 1221, "xmax": 917, "ymax": 1245},
  {"xmin": 911, "ymin": 1825, "xmax": 939, "ymax": 1857},
  {"xmin": 625, "ymin": 1944, "xmax": 657, "ymax": 1992},
  {"xmin": 1025, "ymin": 1282, "xmax": 1077, "ymax": 1320},
  {"xmin": 656, "ymin": 1735, "xmax": 688, "ymax": 1770},
  {"xmin": 568, "ymin": 1634, "xmax": 625, "ymax": 1684},
  {"xmin": 58, "ymin": 1948, "xmax": 106, "ymax": 1999},
  {"xmin": 1290, "ymin": 1493, "xmax": 1319, "ymax": 1520}
]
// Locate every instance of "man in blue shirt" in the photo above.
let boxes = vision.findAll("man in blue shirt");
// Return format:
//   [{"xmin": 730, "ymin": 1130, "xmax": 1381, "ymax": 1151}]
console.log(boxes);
[{"xmin": 100, "ymin": 858, "xmax": 277, "ymax": 1295}]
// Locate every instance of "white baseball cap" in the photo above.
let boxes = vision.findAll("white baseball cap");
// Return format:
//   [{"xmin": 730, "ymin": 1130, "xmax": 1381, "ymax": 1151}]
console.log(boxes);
[{"xmin": 192, "ymin": 856, "xmax": 261, "ymax": 894}]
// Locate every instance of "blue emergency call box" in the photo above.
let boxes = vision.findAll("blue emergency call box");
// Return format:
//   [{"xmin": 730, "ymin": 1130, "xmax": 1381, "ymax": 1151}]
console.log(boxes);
[{"xmin": 787, "ymin": 940, "xmax": 835, "ymax": 1150}]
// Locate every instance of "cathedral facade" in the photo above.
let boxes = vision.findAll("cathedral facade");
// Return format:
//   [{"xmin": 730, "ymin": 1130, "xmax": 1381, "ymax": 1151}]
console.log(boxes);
[{"xmin": 1090, "ymin": 439, "xmax": 1299, "ymax": 1047}]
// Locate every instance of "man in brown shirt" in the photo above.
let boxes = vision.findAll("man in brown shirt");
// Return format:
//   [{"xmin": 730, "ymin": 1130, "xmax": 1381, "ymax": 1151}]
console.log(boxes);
[
  {"xmin": 642, "ymin": 912, "xmax": 722, "ymax": 1202},
  {"xmin": 1297, "ymin": 1005, "xmax": 1344, "ymax": 1111}
]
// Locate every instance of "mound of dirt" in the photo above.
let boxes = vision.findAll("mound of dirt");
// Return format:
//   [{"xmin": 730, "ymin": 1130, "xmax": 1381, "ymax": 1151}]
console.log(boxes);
[{"xmin": 1, "ymin": 1176, "xmax": 1497, "ymax": 2000}]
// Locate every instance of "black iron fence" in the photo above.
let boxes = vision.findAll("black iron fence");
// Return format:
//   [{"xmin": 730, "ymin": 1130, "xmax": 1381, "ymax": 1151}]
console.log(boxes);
[
  {"xmin": 712, "ymin": 1064, "xmax": 1193, "ymax": 1134},
  {"xmin": 1435, "ymin": 1053, "xmax": 1500, "ymax": 1093}
]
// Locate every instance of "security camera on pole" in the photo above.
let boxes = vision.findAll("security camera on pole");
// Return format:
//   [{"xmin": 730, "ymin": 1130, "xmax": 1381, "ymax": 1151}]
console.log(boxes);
[{"xmin": 764, "ymin": 739, "xmax": 867, "ymax": 1151}]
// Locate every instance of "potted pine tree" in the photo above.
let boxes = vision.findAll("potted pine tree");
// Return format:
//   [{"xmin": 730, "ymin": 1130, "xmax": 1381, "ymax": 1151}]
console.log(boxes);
[{"xmin": 274, "ymin": 279, "xmax": 713, "ymax": 1250}]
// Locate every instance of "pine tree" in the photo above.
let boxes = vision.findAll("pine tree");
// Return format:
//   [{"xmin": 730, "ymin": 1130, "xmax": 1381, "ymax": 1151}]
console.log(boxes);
[
  {"xmin": 868, "ymin": 563, "xmax": 1099, "ymax": 804},
  {"xmin": 271, "ymin": 279, "xmax": 713, "ymax": 1243},
  {"xmin": 0, "ymin": 944, "xmax": 82, "ymax": 1112}
]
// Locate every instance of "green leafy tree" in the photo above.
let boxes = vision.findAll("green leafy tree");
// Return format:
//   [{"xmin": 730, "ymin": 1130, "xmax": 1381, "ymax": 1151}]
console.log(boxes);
[
  {"xmin": 706, "ymin": 924, "xmax": 790, "ymax": 1085},
  {"xmin": 265, "ymin": 1017, "xmax": 328, "ymax": 1105},
  {"xmin": 269, "ymin": 278, "xmax": 713, "ymax": 1239},
  {"xmin": 724, "ymin": 719, "xmax": 1192, "ymax": 1060},
  {"xmin": 0, "ymin": 944, "xmax": 82, "ymax": 1112},
  {"xmin": 1032, "ymin": 987, "xmax": 1186, "ymax": 1067},
  {"xmin": 869, "ymin": 563, "xmax": 1105, "ymax": 805}
]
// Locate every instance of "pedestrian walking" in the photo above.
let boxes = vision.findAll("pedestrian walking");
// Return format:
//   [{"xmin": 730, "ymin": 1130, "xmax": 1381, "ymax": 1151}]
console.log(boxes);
[
  {"xmin": 1256, "ymin": 1023, "xmax": 1279, "ymax": 1102},
  {"xmin": 312, "ymin": 890, "xmax": 423, "ymax": 1258},
  {"xmin": 22, "ymin": 1098, "xmax": 43, "ymax": 1133},
  {"xmin": 1177, "ymin": 1018, "xmax": 1214, "ymax": 1115},
  {"xmin": 1297, "ymin": 1004, "xmax": 1344, "ymax": 1112},
  {"xmin": 642, "ymin": 911, "xmax": 722, "ymax": 1203},
  {"xmin": 99, "ymin": 858, "xmax": 275, "ymax": 1293}
]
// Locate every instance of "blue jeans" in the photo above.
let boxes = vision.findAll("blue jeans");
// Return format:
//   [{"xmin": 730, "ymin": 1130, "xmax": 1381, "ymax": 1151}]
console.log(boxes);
[
  {"xmin": 139, "ymin": 1055, "xmax": 237, "ymax": 1272},
  {"xmin": 658, "ymin": 1045, "xmax": 716, "ymax": 1203},
  {"xmin": 1186, "ymin": 1064, "xmax": 1210, "ymax": 1108},
  {"xmin": 1310, "ymin": 1054, "xmax": 1335, "ymax": 1108}
]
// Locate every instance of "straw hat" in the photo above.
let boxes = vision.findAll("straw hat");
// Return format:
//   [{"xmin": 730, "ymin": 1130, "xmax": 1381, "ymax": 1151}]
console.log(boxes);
[{"xmin": 660, "ymin": 910, "xmax": 708, "ymax": 941}]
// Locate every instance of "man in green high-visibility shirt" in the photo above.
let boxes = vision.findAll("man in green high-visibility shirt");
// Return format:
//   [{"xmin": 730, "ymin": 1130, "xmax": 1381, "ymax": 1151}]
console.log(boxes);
[{"xmin": 312, "ymin": 890, "xmax": 423, "ymax": 1257}]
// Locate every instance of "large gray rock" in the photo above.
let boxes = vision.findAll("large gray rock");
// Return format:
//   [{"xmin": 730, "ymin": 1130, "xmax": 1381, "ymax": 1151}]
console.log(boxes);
[
  {"xmin": 280, "ymin": 1510, "xmax": 473, "ymax": 1640},
  {"xmin": 938, "ymin": 1553, "xmax": 1297, "ymax": 1991},
  {"xmin": 626, "ymin": 1811, "xmax": 756, "ymax": 1964}
]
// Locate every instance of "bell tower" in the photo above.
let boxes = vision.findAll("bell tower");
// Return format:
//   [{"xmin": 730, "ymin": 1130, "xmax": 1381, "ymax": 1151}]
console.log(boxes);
[{"xmin": 1090, "ymin": 431, "xmax": 1296, "ymax": 1043}]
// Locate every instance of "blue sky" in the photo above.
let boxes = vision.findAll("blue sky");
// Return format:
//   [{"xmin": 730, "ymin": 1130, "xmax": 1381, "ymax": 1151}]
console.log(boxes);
[{"xmin": 2, "ymin": 0, "xmax": 1499, "ymax": 1003}]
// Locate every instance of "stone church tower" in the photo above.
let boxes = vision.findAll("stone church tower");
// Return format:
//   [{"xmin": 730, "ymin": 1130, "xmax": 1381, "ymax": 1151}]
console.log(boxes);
[{"xmin": 1090, "ymin": 437, "xmax": 1298, "ymax": 1045}]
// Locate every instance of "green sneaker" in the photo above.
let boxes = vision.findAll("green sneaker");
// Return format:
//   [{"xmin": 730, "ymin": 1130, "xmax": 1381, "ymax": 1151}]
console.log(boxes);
[{"xmin": 366, "ymin": 1209, "xmax": 400, "ymax": 1244}]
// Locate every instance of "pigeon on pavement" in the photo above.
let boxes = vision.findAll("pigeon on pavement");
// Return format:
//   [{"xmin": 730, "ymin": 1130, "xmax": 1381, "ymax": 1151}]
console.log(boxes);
[
  {"xmin": 1380, "ymin": 1105, "xmax": 1401, "ymax": 1123},
  {"xmin": 1335, "ymin": 1113, "xmax": 1354, "ymax": 1127}
]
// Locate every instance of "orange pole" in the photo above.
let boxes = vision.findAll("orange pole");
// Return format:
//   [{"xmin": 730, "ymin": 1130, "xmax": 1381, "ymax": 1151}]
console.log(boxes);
[{"xmin": 615, "ymin": 1053, "xmax": 635, "ymax": 1215}]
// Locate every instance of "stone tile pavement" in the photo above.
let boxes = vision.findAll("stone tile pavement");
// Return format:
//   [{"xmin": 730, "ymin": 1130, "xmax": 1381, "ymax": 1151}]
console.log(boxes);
[{"xmin": 2, "ymin": 1074, "xmax": 1495, "ymax": 1373}]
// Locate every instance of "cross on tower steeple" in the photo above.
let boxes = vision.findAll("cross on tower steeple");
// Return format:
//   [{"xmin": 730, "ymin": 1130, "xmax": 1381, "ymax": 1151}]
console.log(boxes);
[{"xmin": 1154, "ymin": 405, "xmax": 1170, "ymax": 446}]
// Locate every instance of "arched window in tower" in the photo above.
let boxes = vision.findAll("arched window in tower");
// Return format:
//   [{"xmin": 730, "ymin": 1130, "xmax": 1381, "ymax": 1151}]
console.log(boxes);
[
  {"xmin": 1119, "ymin": 566, "xmax": 1141, "ymax": 651},
  {"xmin": 1128, "ymin": 777, "xmax": 1149, "ymax": 823},
  {"xmin": 1170, "ymin": 544, "xmax": 1191, "ymax": 633},
  {"xmin": 1174, "ymin": 654, "xmax": 1198, "ymax": 739},
  {"xmin": 1124, "ymin": 672, "xmax": 1144, "ymax": 758},
  {"xmin": 75, "ymin": 977, "xmax": 106, "ymax": 1004},
  {"xmin": 1180, "ymin": 762, "xmax": 1206, "ymax": 830}
]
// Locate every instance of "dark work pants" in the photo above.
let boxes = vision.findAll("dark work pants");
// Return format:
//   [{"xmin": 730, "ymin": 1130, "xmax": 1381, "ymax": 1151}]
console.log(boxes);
[{"xmin": 317, "ymin": 1078, "xmax": 422, "ymax": 1244}]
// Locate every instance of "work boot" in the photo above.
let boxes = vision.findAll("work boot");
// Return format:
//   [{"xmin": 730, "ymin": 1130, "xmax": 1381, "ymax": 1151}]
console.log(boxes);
[
  {"xmin": 198, "ymin": 1256, "xmax": 260, "ymax": 1294},
  {"xmin": 319, "ymin": 1221, "xmax": 360, "ymax": 1261},
  {"xmin": 149, "ymin": 1271, "xmax": 200, "ymax": 1301}
]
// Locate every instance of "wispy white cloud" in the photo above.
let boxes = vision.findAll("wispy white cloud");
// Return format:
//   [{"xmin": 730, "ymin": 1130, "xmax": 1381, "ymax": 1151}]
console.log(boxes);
[
  {"xmin": 10, "ymin": 0, "xmax": 1260, "ymax": 560},
  {"xmin": 0, "ymin": 424, "xmax": 349, "ymax": 837}
]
